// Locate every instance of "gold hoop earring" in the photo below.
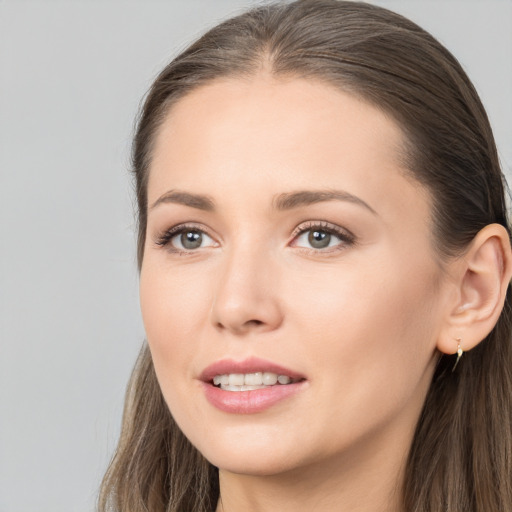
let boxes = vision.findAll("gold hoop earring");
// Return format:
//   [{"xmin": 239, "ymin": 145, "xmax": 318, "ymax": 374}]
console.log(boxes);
[{"xmin": 451, "ymin": 338, "xmax": 463, "ymax": 372}]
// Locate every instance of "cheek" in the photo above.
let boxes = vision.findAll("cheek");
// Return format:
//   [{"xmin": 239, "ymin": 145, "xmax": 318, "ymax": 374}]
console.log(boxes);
[
  {"xmin": 293, "ymin": 255, "xmax": 437, "ymax": 340},
  {"xmin": 139, "ymin": 262, "xmax": 210, "ymax": 375},
  {"xmin": 289, "ymin": 252, "xmax": 440, "ymax": 399},
  {"xmin": 284, "ymin": 260, "xmax": 440, "ymax": 458},
  {"xmin": 139, "ymin": 261, "xmax": 214, "ymax": 434}
]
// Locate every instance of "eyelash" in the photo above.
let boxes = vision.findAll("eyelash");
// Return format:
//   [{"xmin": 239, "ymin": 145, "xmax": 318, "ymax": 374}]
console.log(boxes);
[
  {"xmin": 155, "ymin": 223, "xmax": 215, "ymax": 254},
  {"xmin": 154, "ymin": 221, "xmax": 356, "ymax": 254},
  {"xmin": 291, "ymin": 221, "xmax": 356, "ymax": 253}
]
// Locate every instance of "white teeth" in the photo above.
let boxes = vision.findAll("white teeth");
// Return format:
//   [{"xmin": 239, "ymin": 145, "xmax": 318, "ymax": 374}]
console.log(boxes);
[
  {"xmin": 213, "ymin": 375, "xmax": 231, "ymax": 385},
  {"xmin": 244, "ymin": 372, "xmax": 263, "ymax": 386},
  {"xmin": 262, "ymin": 372, "xmax": 278, "ymax": 385},
  {"xmin": 212, "ymin": 372, "xmax": 297, "ymax": 390},
  {"xmin": 228, "ymin": 374, "xmax": 245, "ymax": 386},
  {"xmin": 223, "ymin": 384, "xmax": 268, "ymax": 392}
]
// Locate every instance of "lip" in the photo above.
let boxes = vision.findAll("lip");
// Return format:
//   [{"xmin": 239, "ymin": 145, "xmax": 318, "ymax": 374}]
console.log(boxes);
[{"xmin": 199, "ymin": 357, "xmax": 307, "ymax": 414}]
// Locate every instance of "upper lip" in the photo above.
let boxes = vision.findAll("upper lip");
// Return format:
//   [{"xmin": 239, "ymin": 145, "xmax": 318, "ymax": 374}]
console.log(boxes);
[{"xmin": 199, "ymin": 356, "xmax": 305, "ymax": 382}]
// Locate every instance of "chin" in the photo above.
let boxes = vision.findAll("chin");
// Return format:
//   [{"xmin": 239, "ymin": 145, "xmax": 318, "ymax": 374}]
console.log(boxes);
[
  {"xmin": 191, "ymin": 429, "xmax": 319, "ymax": 478},
  {"xmin": 208, "ymin": 451, "xmax": 300, "ymax": 477}
]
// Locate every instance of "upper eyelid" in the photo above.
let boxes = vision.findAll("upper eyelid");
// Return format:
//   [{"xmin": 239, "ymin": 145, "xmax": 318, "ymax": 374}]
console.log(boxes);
[
  {"xmin": 158, "ymin": 222, "xmax": 215, "ymax": 238},
  {"xmin": 291, "ymin": 220, "xmax": 355, "ymax": 239}
]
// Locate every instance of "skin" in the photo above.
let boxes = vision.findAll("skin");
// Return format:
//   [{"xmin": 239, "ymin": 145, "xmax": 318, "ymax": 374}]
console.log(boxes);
[{"xmin": 139, "ymin": 75, "xmax": 507, "ymax": 511}]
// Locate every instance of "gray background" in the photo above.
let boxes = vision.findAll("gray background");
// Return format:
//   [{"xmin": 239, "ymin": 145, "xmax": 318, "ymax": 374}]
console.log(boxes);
[{"xmin": 1, "ymin": 1, "xmax": 510, "ymax": 511}]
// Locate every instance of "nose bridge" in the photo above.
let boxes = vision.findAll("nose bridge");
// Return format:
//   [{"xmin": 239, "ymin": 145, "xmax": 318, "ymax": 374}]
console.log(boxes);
[{"xmin": 210, "ymin": 235, "xmax": 283, "ymax": 334}]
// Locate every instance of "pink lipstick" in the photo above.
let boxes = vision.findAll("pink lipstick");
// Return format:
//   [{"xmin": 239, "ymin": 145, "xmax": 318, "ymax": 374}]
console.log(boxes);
[{"xmin": 200, "ymin": 357, "xmax": 307, "ymax": 414}]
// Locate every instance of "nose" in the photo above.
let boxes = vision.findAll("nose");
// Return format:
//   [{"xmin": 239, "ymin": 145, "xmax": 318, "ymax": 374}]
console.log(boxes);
[{"xmin": 210, "ymin": 244, "xmax": 284, "ymax": 335}]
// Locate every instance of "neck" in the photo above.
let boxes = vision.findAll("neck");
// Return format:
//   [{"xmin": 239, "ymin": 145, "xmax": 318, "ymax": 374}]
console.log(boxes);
[{"xmin": 215, "ymin": 425, "xmax": 409, "ymax": 512}]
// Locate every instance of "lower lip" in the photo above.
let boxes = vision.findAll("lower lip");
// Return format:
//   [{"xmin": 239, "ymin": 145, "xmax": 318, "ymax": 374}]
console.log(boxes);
[{"xmin": 202, "ymin": 381, "xmax": 306, "ymax": 414}]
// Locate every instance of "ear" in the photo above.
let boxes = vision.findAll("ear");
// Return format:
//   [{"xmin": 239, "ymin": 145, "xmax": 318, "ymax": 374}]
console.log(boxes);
[{"xmin": 437, "ymin": 224, "xmax": 512, "ymax": 355}]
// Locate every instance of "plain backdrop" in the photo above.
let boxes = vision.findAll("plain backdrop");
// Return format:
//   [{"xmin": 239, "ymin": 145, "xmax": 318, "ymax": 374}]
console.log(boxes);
[{"xmin": 0, "ymin": 1, "xmax": 511, "ymax": 511}]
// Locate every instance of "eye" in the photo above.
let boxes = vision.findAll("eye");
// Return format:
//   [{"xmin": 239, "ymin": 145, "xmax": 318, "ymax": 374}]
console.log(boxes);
[
  {"xmin": 156, "ymin": 225, "xmax": 217, "ymax": 252},
  {"xmin": 173, "ymin": 229, "xmax": 214, "ymax": 250},
  {"xmin": 291, "ymin": 222, "xmax": 355, "ymax": 251}
]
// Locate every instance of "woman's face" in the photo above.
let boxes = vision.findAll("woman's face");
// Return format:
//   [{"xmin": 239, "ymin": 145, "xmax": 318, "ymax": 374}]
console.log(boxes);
[{"xmin": 140, "ymin": 76, "xmax": 451, "ymax": 477}]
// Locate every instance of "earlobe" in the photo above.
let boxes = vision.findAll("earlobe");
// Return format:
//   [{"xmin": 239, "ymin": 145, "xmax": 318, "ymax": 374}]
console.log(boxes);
[{"xmin": 437, "ymin": 224, "xmax": 512, "ymax": 355}]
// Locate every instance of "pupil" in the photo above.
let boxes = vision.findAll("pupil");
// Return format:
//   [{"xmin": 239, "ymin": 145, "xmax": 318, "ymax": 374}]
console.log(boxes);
[
  {"xmin": 308, "ymin": 230, "xmax": 331, "ymax": 248},
  {"xmin": 181, "ymin": 231, "xmax": 202, "ymax": 249}
]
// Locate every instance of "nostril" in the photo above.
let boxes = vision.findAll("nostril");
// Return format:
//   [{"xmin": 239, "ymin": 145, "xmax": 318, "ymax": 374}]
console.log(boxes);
[
  {"xmin": 215, "ymin": 318, "xmax": 265, "ymax": 332},
  {"xmin": 210, "ymin": 291, "xmax": 284, "ymax": 333}
]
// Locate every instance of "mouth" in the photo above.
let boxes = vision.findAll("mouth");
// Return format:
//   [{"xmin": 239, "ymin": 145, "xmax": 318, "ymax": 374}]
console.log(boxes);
[{"xmin": 200, "ymin": 357, "xmax": 307, "ymax": 413}]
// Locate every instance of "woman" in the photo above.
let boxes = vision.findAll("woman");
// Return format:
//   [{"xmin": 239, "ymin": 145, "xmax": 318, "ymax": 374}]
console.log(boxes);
[{"xmin": 99, "ymin": 1, "xmax": 512, "ymax": 511}]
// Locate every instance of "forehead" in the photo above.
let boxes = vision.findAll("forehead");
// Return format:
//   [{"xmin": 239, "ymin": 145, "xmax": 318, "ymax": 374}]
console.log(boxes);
[
  {"xmin": 148, "ymin": 75, "xmax": 429, "ymax": 221},
  {"xmin": 152, "ymin": 75, "xmax": 405, "ymax": 169}
]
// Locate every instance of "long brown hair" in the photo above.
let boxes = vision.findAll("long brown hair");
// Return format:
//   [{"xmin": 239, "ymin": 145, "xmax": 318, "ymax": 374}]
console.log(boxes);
[{"xmin": 99, "ymin": 1, "xmax": 512, "ymax": 510}]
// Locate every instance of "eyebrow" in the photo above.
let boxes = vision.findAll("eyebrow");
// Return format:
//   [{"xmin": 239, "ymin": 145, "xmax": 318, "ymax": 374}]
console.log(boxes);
[
  {"xmin": 273, "ymin": 190, "xmax": 377, "ymax": 215},
  {"xmin": 150, "ymin": 188, "xmax": 377, "ymax": 215},
  {"xmin": 150, "ymin": 190, "xmax": 215, "ymax": 211}
]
